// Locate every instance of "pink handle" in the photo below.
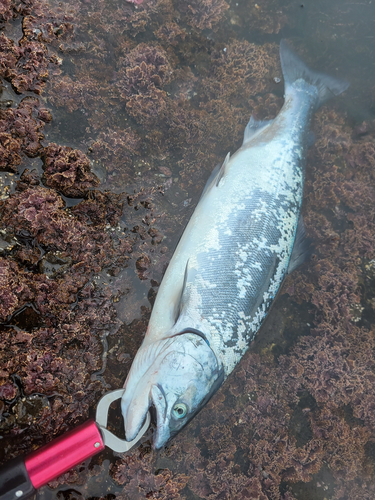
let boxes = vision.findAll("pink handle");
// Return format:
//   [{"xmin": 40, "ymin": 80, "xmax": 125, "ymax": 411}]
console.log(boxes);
[{"xmin": 25, "ymin": 420, "xmax": 105, "ymax": 488}]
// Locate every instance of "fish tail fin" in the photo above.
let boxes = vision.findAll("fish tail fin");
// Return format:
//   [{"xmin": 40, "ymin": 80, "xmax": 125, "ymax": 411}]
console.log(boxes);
[{"xmin": 280, "ymin": 40, "xmax": 349, "ymax": 108}]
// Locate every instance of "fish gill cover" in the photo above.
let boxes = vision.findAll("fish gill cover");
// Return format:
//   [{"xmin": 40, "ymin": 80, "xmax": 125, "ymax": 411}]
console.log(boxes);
[{"xmin": 0, "ymin": 0, "xmax": 374, "ymax": 499}]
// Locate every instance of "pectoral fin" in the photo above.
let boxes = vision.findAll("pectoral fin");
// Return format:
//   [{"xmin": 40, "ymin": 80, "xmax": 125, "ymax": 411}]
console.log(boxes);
[
  {"xmin": 216, "ymin": 152, "xmax": 231, "ymax": 186},
  {"xmin": 200, "ymin": 163, "xmax": 221, "ymax": 199},
  {"xmin": 176, "ymin": 259, "xmax": 198, "ymax": 319}
]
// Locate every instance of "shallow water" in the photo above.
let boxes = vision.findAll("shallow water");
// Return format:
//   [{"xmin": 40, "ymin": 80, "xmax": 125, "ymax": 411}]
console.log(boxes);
[{"xmin": 1, "ymin": 0, "xmax": 375, "ymax": 499}]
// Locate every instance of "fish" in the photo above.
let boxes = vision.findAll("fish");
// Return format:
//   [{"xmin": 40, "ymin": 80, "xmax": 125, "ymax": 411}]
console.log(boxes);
[{"xmin": 121, "ymin": 41, "xmax": 349, "ymax": 449}]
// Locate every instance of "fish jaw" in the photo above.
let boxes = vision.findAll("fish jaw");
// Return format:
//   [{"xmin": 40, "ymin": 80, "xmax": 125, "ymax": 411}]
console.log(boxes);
[
  {"xmin": 122, "ymin": 383, "xmax": 171, "ymax": 447},
  {"xmin": 150, "ymin": 384, "xmax": 171, "ymax": 448},
  {"xmin": 121, "ymin": 374, "xmax": 151, "ymax": 442},
  {"xmin": 121, "ymin": 336, "xmax": 177, "ymax": 441}
]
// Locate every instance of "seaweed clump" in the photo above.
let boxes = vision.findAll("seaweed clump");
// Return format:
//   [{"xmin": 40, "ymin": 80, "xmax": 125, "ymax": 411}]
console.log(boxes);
[
  {"xmin": 42, "ymin": 144, "xmax": 100, "ymax": 197},
  {"xmin": 118, "ymin": 44, "xmax": 173, "ymax": 126},
  {"xmin": 0, "ymin": 258, "xmax": 31, "ymax": 321},
  {"xmin": 176, "ymin": 0, "xmax": 229, "ymax": 31},
  {"xmin": 0, "ymin": 34, "xmax": 50, "ymax": 94},
  {"xmin": 111, "ymin": 449, "xmax": 188, "ymax": 499},
  {"xmin": 0, "ymin": 97, "xmax": 51, "ymax": 172}
]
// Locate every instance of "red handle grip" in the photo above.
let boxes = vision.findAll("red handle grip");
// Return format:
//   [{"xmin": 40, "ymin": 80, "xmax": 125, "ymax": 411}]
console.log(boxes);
[{"xmin": 25, "ymin": 419, "xmax": 105, "ymax": 489}]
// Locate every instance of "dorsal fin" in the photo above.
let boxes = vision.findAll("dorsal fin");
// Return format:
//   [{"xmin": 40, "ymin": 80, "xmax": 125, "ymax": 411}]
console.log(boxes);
[
  {"xmin": 216, "ymin": 152, "xmax": 230, "ymax": 186},
  {"xmin": 243, "ymin": 116, "xmax": 274, "ymax": 146},
  {"xmin": 287, "ymin": 215, "xmax": 313, "ymax": 274}
]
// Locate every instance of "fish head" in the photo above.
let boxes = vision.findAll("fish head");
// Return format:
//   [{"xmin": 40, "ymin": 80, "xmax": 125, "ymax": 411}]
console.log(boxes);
[{"xmin": 121, "ymin": 332, "xmax": 223, "ymax": 449}]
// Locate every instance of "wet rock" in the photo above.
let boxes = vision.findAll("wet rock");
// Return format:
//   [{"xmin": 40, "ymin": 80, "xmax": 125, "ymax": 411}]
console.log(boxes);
[{"xmin": 13, "ymin": 394, "xmax": 50, "ymax": 426}]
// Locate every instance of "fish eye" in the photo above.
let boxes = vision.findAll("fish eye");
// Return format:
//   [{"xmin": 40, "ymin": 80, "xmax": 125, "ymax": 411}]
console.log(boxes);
[{"xmin": 172, "ymin": 403, "xmax": 188, "ymax": 419}]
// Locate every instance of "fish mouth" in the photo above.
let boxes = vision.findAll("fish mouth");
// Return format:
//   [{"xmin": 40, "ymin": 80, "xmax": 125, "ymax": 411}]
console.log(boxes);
[
  {"xmin": 150, "ymin": 384, "xmax": 170, "ymax": 449},
  {"xmin": 121, "ymin": 389, "xmax": 149, "ymax": 442},
  {"xmin": 121, "ymin": 337, "xmax": 177, "ymax": 442},
  {"xmin": 122, "ymin": 383, "xmax": 170, "ymax": 448}
]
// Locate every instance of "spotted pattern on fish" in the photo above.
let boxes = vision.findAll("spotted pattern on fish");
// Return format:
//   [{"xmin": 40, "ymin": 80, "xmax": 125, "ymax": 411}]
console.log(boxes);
[{"xmin": 174, "ymin": 130, "xmax": 306, "ymax": 375}]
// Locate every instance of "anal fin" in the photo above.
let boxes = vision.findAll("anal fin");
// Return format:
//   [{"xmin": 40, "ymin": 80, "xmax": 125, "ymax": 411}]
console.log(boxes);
[
  {"xmin": 287, "ymin": 215, "xmax": 313, "ymax": 274},
  {"xmin": 307, "ymin": 131, "xmax": 315, "ymax": 148}
]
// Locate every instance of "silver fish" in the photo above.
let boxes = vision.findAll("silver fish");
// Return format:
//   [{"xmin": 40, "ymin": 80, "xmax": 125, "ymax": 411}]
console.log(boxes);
[{"xmin": 121, "ymin": 41, "xmax": 348, "ymax": 449}]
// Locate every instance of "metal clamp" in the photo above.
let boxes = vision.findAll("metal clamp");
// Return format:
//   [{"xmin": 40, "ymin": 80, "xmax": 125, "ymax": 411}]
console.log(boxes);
[{"xmin": 95, "ymin": 389, "xmax": 151, "ymax": 453}]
